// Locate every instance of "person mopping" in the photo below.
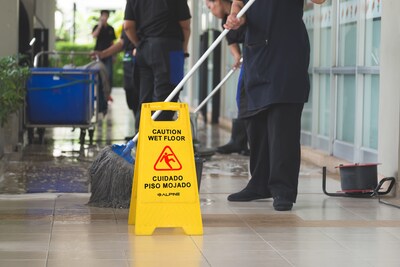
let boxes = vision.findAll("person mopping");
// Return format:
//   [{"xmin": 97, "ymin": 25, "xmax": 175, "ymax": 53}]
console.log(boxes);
[{"xmin": 206, "ymin": 0, "xmax": 249, "ymax": 156}]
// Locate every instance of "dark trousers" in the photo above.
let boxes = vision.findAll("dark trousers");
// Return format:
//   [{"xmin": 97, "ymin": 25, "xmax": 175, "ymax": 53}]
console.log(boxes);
[
  {"xmin": 136, "ymin": 37, "xmax": 184, "ymax": 127},
  {"xmin": 123, "ymin": 59, "xmax": 140, "ymax": 131},
  {"xmin": 101, "ymin": 56, "xmax": 113, "ymax": 87},
  {"xmin": 245, "ymin": 103, "xmax": 304, "ymax": 202},
  {"xmin": 123, "ymin": 59, "xmax": 139, "ymax": 113}
]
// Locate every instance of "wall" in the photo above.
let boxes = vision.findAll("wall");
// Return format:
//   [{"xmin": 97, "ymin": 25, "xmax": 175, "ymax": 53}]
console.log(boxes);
[
  {"xmin": 0, "ymin": 0, "xmax": 56, "ymax": 158},
  {"xmin": 21, "ymin": 0, "xmax": 34, "ymax": 50},
  {"xmin": 0, "ymin": 1, "xmax": 18, "ymax": 57},
  {"xmin": 0, "ymin": 0, "xmax": 19, "ymax": 157},
  {"xmin": 34, "ymin": 0, "xmax": 56, "ymax": 51},
  {"xmin": 379, "ymin": 0, "xmax": 400, "ymax": 195}
]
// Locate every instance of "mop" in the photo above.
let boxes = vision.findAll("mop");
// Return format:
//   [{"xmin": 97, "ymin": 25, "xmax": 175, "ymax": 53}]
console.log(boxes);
[
  {"xmin": 87, "ymin": 0, "xmax": 255, "ymax": 208},
  {"xmin": 88, "ymin": 61, "xmax": 241, "ymax": 208}
]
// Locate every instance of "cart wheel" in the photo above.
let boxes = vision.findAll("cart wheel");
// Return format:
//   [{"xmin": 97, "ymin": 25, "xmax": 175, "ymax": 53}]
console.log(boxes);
[
  {"xmin": 88, "ymin": 129, "xmax": 94, "ymax": 145},
  {"xmin": 27, "ymin": 128, "xmax": 34, "ymax": 144},
  {"xmin": 80, "ymin": 129, "xmax": 86, "ymax": 145},
  {"xmin": 37, "ymin": 128, "xmax": 45, "ymax": 144}
]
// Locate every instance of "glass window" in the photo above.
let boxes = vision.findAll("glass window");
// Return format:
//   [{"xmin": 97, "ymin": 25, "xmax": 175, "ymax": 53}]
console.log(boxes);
[
  {"xmin": 317, "ymin": 1, "xmax": 333, "ymax": 138},
  {"xmin": 302, "ymin": 74, "xmax": 313, "ymax": 132},
  {"xmin": 338, "ymin": 0, "xmax": 357, "ymax": 67},
  {"xmin": 336, "ymin": 75, "xmax": 356, "ymax": 143},
  {"xmin": 318, "ymin": 74, "xmax": 330, "ymax": 137},
  {"xmin": 303, "ymin": 1, "xmax": 314, "ymax": 67},
  {"xmin": 364, "ymin": 0, "xmax": 382, "ymax": 67},
  {"xmin": 320, "ymin": 2, "xmax": 332, "ymax": 67},
  {"xmin": 335, "ymin": 0, "xmax": 357, "ymax": 145},
  {"xmin": 320, "ymin": 27, "xmax": 332, "ymax": 67},
  {"xmin": 365, "ymin": 18, "xmax": 381, "ymax": 66},
  {"xmin": 362, "ymin": 74, "xmax": 379, "ymax": 149},
  {"xmin": 362, "ymin": 1, "xmax": 382, "ymax": 150},
  {"xmin": 302, "ymin": 2, "xmax": 314, "ymax": 133},
  {"xmin": 302, "ymin": 0, "xmax": 381, "ymax": 161}
]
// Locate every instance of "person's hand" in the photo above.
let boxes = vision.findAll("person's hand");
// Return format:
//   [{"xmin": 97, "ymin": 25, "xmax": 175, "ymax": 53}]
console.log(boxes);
[
  {"xmin": 132, "ymin": 48, "xmax": 137, "ymax": 57},
  {"xmin": 224, "ymin": 1, "xmax": 246, "ymax": 30},
  {"xmin": 90, "ymin": 51, "xmax": 101, "ymax": 61},
  {"xmin": 232, "ymin": 55, "xmax": 242, "ymax": 69},
  {"xmin": 224, "ymin": 13, "xmax": 245, "ymax": 30},
  {"xmin": 99, "ymin": 15, "xmax": 107, "ymax": 26}
]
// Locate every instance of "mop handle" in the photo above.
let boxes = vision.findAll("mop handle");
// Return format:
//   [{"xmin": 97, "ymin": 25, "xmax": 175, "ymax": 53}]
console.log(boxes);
[
  {"xmin": 129, "ymin": 0, "xmax": 255, "ymax": 144},
  {"xmin": 193, "ymin": 58, "xmax": 243, "ymax": 114}
]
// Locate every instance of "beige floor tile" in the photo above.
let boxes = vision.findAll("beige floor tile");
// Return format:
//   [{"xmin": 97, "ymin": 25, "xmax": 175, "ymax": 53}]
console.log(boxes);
[
  {"xmin": 48, "ymin": 250, "xmax": 126, "ymax": 260},
  {"xmin": 201, "ymin": 249, "xmax": 282, "ymax": 261},
  {"xmin": 48, "ymin": 239, "xmax": 130, "ymax": 251},
  {"xmin": 127, "ymin": 259, "xmax": 211, "ymax": 267},
  {"xmin": 367, "ymin": 259, "xmax": 400, "ymax": 267},
  {"xmin": 46, "ymin": 259, "xmax": 128, "ymax": 267},
  {"xmin": 0, "ymin": 251, "xmax": 47, "ymax": 260},
  {"xmin": 281, "ymin": 250, "xmax": 373, "ymax": 267},
  {"xmin": 208, "ymin": 258, "xmax": 292, "ymax": 267},
  {"xmin": 258, "ymin": 232, "xmax": 334, "ymax": 242},
  {"xmin": 194, "ymin": 241, "xmax": 274, "ymax": 251},
  {"xmin": 50, "ymin": 232, "xmax": 127, "ymax": 242},
  {"xmin": 267, "ymin": 240, "xmax": 347, "ymax": 251},
  {"xmin": 0, "ymin": 260, "xmax": 46, "ymax": 267},
  {"xmin": 0, "ymin": 221, "xmax": 52, "ymax": 234},
  {"xmin": 51, "ymin": 222, "xmax": 119, "ymax": 233}
]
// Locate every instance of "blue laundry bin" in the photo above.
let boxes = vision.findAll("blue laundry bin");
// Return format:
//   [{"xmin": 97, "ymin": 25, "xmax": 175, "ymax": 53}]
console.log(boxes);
[{"xmin": 26, "ymin": 68, "xmax": 97, "ymax": 125}]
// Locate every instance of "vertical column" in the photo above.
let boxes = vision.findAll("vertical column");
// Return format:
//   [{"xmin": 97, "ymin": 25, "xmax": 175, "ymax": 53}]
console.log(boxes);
[
  {"xmin": 379, "ymin": 0, "xmax": 400, "ymax": 191},
  {"xmin": 0, "ymin": 0, "xmax": 19, "ymax": 157},
  {"xmin": 33, "ymin": 0, "xmax": 56, "ymax": 51},
  {"xmin": 0, "ymin": 1, "xmax": 18, "ymax": 57},
  {"xmin": 187, "ymin": 0, "xmax": 200, "ymax": 107}
]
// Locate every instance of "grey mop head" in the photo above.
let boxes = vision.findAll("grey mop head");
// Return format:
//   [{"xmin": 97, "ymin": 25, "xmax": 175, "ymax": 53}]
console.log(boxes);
[{"xmin": 88, "ymin": 146, "xmax": 134, "ymax": 208}]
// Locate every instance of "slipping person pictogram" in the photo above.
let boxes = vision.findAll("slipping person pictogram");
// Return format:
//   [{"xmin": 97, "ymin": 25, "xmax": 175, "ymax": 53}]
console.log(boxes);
[{"xmin": 154, "ymin": 146, "xmax": 182, "ymax": 171}]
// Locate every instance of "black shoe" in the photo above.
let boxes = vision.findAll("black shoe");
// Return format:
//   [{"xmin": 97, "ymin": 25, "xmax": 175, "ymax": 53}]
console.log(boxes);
[
  {"xmin": 216, "ymin": 142, "xmax": 245, "ymax": 154},
  {"xmin": 227, "ymin": 188, "xmax": 271, "ymax": 202},
  {"xmin": 273, "ymin": 196, "xmax": 293, "ymax": 211},
  {"xmin": 240, "ymin": 148, "xmax": 250, "ymax": 156},
  {"xmin": 194, "ymin": 144, "xmax": 216, "ymax": 158},
  {"xmin": 217, "ymin": 118, "xmax": 249, "ymax": 155}
]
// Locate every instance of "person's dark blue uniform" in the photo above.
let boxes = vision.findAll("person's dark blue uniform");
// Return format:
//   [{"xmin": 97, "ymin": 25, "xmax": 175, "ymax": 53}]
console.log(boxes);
[
  {"xmin": 225, "ymin": 0, "xmax": 321, "ymax": 211},
  {"xmin": 123, "ymin": 0, "xmax": 191, "ymax": 126},
  {"xmin": 242, "ymin": 0, "xmax": 310, "ymax": 112}
]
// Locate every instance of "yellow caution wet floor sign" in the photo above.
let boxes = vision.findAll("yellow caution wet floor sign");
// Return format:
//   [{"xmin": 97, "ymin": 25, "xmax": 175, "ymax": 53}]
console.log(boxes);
[{"xmin": 128, "ymin": 102, "xmax": 203, "ymax": 235}]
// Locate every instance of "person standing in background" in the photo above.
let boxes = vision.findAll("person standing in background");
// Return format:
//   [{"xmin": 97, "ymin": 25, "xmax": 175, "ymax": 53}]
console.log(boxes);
[
  {"xmin": 224, "ymin": 0, "xmax": 326, "ymax": 211},
  {"xmin": 123, "ymin": 0, "xmax": 191, "ymax": 127},
  {"xmin": 91, "ymin": 29, "xmax": 140, "ymax": 139},
  {"xmin": 92, "ymin": 10, "xmax": 116, "ymax": 87},
  {"xmin": 206, "ymin": 0, "xmax": 249, "ymax": 156}
]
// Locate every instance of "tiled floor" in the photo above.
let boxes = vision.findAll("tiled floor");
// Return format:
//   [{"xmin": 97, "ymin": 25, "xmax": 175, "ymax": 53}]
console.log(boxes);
[{"xmin": 0, "ymin": 88, "xmax": 400, "ymax": 267}]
